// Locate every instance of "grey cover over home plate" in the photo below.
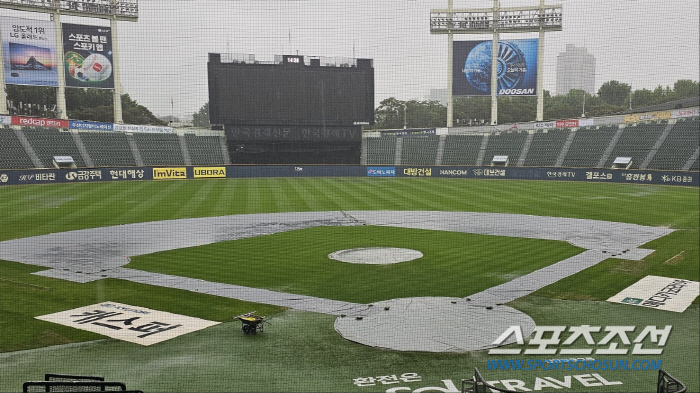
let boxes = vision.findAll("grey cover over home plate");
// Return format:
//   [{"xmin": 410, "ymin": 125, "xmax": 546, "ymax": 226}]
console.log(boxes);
[{"xmin": 0, "ymin": 211, "xmax": 673, "ymax": 352}]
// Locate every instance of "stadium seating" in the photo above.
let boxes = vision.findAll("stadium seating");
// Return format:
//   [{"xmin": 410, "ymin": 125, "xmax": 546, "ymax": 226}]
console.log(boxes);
[
  {"xmin": 132, "ymin": 133, "xmax": 185, "ymax": 166},
  {"xmin": 482, "ymin": 131, "xmax": 528, "ymax": 165},
  {"xmin": 441, "ymin": 134, "xmax": 484, "ymax": 166},
  {"xmin": 646, "ymin": 118, "xmax": 700, "ymax": 170},
  {"xmin": 365, "ymin": 136, "xmax": 397, "ymax": 165},
  {"xmin": 522, "ymin": 129, "xmax": 570, "ymax": 167},
  {"xmin": 602, "ymin": 122, "xmax": 667, "ymax": 169},
  {"xmin": 0, "ymin": 126, "xmax": 35, "ymax": 169},
  {"xmin": 400, "ymin": 135, "xmax": 439, "ymax": 165},
  {"xmin": 184, "ymin": 134, "xmax": 227, "ymax": 165},
  {"xmin": 79, "ymin": 132, "xmax": 137, "ymax": 167},
  {"xmin": 560, "ymin": 125, "xmax": 619, "ymax": 168},
  {"xmin": 22, "ymin": 128, "xmax": 86, "ymax": 168}
]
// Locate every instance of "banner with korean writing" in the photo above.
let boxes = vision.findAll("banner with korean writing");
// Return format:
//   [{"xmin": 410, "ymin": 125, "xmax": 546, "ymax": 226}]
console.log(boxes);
[
  {"xmin": 1, "ymin": 16, "xmax": 58, "ymax": 87},
  {"xmin": 62, "ymin": 23, "xmax": 114, "ymax": 88},
  {"xmin": 607, "ymin": 276, "xmax": 699, "ymax": 312},
  {"xmin": 36, "ymin": 302, "xmax": 220, "ymax": 345},
  {"xmin": 453, "ymin": 39, "xmax": 538, "ymax": 96},
  {"xmin": 623, "ymin": 111, "xmax": 671, "ymax": 123}
]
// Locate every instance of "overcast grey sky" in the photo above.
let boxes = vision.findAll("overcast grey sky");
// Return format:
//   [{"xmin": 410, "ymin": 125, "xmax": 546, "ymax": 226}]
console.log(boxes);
[{"xmin": 3, "ymin": 0, "xmax": 699, "ymax": 120}]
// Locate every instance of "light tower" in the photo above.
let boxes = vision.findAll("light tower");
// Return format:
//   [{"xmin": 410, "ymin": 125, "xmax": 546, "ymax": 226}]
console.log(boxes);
[
  {"xmin": 0, "ymin": 0, "xmax": 138, "ymax": 123},
  {"xmin": 431, "ymin": 0, "xmax": 562, "ymax": 126}
]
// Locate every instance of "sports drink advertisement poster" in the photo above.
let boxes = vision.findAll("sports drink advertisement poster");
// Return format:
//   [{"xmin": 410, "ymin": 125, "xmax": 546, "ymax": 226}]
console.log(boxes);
[
  {"xmin": 62, "ymin": 23, "xmax": 114, "ymax": 89},
  {"xmin": 452, "ymin": 39, "xmax": 538, "ymax": 96},
  {"xmin": 1, "ymin": 16, "xmax": 59, "ymax": 87}
]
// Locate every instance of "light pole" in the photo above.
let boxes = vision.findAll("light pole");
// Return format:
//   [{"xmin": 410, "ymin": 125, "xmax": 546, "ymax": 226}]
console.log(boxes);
[
  {"xmin": 403, "ymin": 102, "xmax": 407, "ymax": 129},
  {"xmin": 629, "ymin": 85, "xmax": 633, "ymax": 110},
  {"xmin": 581, "ymin": 91, "xmax": 586, "ymax": 118}
]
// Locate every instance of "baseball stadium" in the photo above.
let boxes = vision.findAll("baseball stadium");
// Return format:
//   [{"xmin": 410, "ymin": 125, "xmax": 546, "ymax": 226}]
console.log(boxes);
[{"xmin": 0, "ymin": 1, "xmax": 698, "ymax": 393}]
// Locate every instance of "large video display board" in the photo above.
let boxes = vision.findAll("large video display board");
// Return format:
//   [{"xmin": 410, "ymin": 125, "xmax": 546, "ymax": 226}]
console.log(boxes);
[
  {"xmin": 208, "ymin": 59, "xmax": 374, "ymax": 126},
  {"xmin": 452, "ymin": 39, "xmax": 538, "ymax": 96},
  {"xmin": 62, "ymin": 23, "xmax": 114, "ymax": 89},
  {"xmin": 1, "ymin": 16, "xmax": 58, "ymax": 87}
]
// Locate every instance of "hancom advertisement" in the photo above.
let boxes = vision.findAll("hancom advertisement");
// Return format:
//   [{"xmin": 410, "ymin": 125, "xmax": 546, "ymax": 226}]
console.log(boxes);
[
  {"xmin": 1, "ymin": 17, "xmax": 58, "ymax": 87},
  {"xmin": 453, "ymin": 39, "xmax": 538, "ymax": 96},
  {"xmin": 62, "ymin": 23, "xmax": 114, "ymax": 89}
]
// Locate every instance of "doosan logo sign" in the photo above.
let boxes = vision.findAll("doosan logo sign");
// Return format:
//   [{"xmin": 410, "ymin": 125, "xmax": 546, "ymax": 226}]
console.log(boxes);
[{"xmin": 499, "ymin": 88, "xmax": 535, "ymax": 95}]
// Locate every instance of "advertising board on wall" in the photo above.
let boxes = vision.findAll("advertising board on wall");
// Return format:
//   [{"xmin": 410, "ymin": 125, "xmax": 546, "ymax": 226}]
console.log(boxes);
[
  {"xmin": 453, "ymin": 39, "xmax": 538, "ymax": 96},
  {"xmin": 112, "ymin": 124, "xmax": 173, "ymax": 133},
  {"xmin": 671, "ymin": 108, "xmax": 699, "ymax": 118},
  {"xmin": 69, "ymin": 120, "xmax": 113, "ymax": 131},
  {"xmin": 62, "ymin": 23, "xmax": 114, "ymax": 89},
  {"xmin": 1, "ymin": 16, "xmax": 58, "ymax": 87},
  {"xmin": 12, "ymin": 115, "xmax": 69, "ymax": 128},
  {"xmin": 624, "ymin": 111, "xmax": 671, "ymax": 123}
]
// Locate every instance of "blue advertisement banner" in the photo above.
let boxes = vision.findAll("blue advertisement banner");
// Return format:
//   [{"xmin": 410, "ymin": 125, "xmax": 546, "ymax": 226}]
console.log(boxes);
[
  {"xmin": 1, "ymin": 17, "xmax": 59, "ymax": 87},
  {"xmin": 0, "ymin": 166, "xmax": 697, "ymax": 187},
  {"xmin": 62, "ymin": 23, "xmax": 114, "ymax": 89},
  {"xmin": 453, "ymin": 39, "xmax": 538, "ymax": 96},
  {"xmin": 367, "ymin": 167, "xmax": 396, "ymax": 177},
  {"xmin": 69, "ymin": 120, "xmax": 114, "ymax": 131}
]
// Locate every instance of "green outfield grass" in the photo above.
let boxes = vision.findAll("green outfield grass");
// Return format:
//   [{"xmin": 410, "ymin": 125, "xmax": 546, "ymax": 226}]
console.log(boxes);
[{"xmin": 0, "ymin": 178, "xmax": 698, "ymax": 392}]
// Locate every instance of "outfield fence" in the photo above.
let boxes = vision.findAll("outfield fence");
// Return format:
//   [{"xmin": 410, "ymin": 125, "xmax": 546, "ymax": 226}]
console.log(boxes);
[{"xmin": 0, "ymin": 165, "xmax": 697, "ymax": 187}]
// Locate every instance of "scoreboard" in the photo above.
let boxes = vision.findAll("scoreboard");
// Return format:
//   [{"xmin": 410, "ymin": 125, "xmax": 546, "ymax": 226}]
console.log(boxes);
[{"xmin": 207, "ymin": 54, "xmax": 374, "ymax": 127}]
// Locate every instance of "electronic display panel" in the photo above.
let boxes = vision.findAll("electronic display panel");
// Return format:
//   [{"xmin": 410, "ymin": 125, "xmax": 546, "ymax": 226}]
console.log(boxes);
[
  {"xmin": 452, "ymin": 39, "xmax": 538, "ymax": 96},
  {"xmin": 208, "ymin": 59, "xmax": 374, "ymax": 126}
]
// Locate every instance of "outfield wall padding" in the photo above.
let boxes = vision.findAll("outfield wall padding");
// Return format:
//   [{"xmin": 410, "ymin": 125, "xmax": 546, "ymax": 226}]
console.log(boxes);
[{"xmin": 0, "ymin": 165, "xmax": 697, "ymax": 187}]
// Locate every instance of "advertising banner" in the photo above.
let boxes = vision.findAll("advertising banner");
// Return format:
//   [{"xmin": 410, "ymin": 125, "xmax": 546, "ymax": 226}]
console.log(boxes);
[
  {"xmin": 534, "ymin": 121, "xmax": 555, "ymax": 129},
  {"xmin": 380, "ymin": 129, "xmax": 436, "ymax": 137},
  {"xmin": 453, "ymin": 39, "xmax": 538, "ymax": 96},
  {"xmin": 12, "ymin": 116, "xmax": 69, "ymax": 128},
  {"xmin": 671, "ymin": 108, "xmax": 699, "ymax": 118},
  {"xmin": 623, "ymin": 111, "xmax": 671, "ymax": 123},
  {"xmin": 607, "ymin": 276, "xmax": 699, "ymax": 312},
  {"xmin": 367, "ymin": 167, "xmax": 396, "ymax": 177},
  {"xmin": 226, "ymin": 125, "xmax": 360, "ymax": 141},
  {"xmin": 1, "ymin": 16, "xmax": 58, "ymax": 87},
  {"xmin": 62, "ymin": 23, "xmax": 114, "ymax": 89},
  {"xmin": 556, "ymin": 119, "xmax": 579, "ymax": 128},
  {"xmin": 113, "ymin": 124, "xmax": 173, "ymax": 133},
  {"xmin": 0, "ymin": 166, "xmax": 698, "ymax": 187},
  {"xmin": 193, "ymin": 167, "xmax": 226, "ymax": 178},
  {"xmin": 36, "ymin": 302, "xmax": 220, "ymax": 346},
  {"xmin": 0, "ymin": 115, "xmax": 11, "ymax": 125},
  {"xmin": 69, "ymin": 120, "xmax": 113, "ymax": 131},
  {"xmin": 153, "ymin": 168, "xmax": 187, "ymax": 180}
]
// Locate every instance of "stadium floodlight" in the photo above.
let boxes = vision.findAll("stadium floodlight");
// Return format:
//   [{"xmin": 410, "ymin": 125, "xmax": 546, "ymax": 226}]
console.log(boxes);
[
  {"xmin": 0, "ymin": 0, "xmax": 138, "ymax": 20},
  {"xmin": 431, "ymin": 0, "xmax": 561, "ymax": 127}
]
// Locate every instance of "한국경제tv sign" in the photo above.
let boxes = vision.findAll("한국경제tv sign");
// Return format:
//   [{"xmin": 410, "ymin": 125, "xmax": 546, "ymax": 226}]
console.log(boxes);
[{"xmin": 36, "ymin": 302, "xmax": 220, "ymax": 345}]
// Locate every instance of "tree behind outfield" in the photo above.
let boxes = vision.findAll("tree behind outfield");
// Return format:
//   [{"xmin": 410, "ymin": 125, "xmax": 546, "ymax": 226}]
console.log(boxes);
[
  {"xmin": 598, "ymin": 80, "xmax": 631, "ymax": 107},
  {"xmin": 5, "ymin": 85, "xmax": 166, "ymax": 125},
  {"xmin": 192, "ymin": 102, "xmax": 210, "ymax": 127}
]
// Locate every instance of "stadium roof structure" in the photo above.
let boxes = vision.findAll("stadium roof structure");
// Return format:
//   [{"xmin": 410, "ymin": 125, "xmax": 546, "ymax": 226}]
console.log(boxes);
[{"xmin": 0, "ymin": 0, "xmax": 138, "ymax": 21}]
